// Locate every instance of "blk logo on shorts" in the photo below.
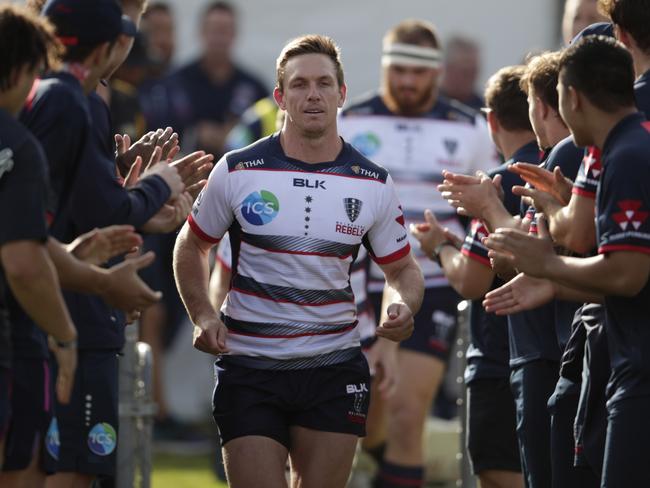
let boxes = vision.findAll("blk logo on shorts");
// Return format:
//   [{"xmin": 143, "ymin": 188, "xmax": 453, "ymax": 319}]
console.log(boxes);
[
  {"xmin": 87, "ymin": 422, "xmax": 117, "ymax": 456},
  {"xmin": 346, "ymin": 383, "xmax": 368, "ymax": 394},
  {"xmin": 344, "ymin": 198, "xmax": 363, "ymax": 223}
]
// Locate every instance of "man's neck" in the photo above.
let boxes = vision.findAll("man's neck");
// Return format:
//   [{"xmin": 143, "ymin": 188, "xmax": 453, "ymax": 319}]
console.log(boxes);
[
  {"xmin": 499, "ymin": 132, "xmax": 537, "ymax": 161},
  {"xmin": 633, "ymin": 53, "xmax": 650, "ymax": 79},
  {"xmin": 544, "ymin": 120, "xmax": 571, "ymax": 149},
  {"xmin": 0, "ymin": 96, "xmax": 20, "ymax": 117},
  {"xmin": 201, "ymin": 56, "xmax": 233, "ymax": 84},
  {"xmin": 279, "ymin": 124, "xmax": 343, "ymax": 164},
  {"xmin": 592, "ymin": 106, "xmax": 639, "ymax": 150},
  {"xmin": 380, "ymin": 90, "xmax": 437, "ymax": 116}
]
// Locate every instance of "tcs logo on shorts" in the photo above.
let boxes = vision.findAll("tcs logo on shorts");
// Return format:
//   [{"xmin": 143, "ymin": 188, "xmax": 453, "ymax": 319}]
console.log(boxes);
[
  {"xmin": 241, "ymin": 190, "xmax": 280, "ymax": 226},
  {"xmin": 87, "ymin": 422, "xmax": 117, "ymax": 456}
]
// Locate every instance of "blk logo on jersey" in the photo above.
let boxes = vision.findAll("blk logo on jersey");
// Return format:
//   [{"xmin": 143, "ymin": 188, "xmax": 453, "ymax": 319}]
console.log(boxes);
[
  {"xmin": 613, "ymin": 200, "xmax": 649, "ymax": 231},
  {"xmin": 87, "ymin": 422, "xmax": 117, "ymax": 456},
  {"xmin": 351, "ymin": 132, "xmax": 381, "ymax": 157},
  {"xmin": 344, "ymin": 198, "xmax": 363, "ymax": 222},
  {"xmin": 241, "ymin": 190, "xmax": 280, "ymax": 226},
  {"xmin": 293, "ymin": 178, "xmax": 326, "ymax": 190}
]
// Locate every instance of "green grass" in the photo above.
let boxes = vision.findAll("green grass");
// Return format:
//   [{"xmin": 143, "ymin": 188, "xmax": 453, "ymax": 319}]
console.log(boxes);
[{"xmin": 152, "ymin": 452, "xmax": 228, "ymax": 488}]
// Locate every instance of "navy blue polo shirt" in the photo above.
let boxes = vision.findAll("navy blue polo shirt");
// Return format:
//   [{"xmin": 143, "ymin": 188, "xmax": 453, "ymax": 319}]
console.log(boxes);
[
  {"xmin": 508, "ymin": 136, "xmax": 583, "ymax": 368},
  {"xmin": 635, "ymin": 70, "xmax": 650, "ymax": 119},
  {"xmin": 54, "ymin": 92, "xmax": 171, "ymax": 351},
  {"xmin": 596, "ymin": 112, "xmax": 650, "ymax": 405},
  {"xmin": 463, "ymin": 140, "xmax": 538, "ymax": 383},
  {"xmin": 11, "ymin": 72, "xmax": 91, "ymax": 359},
  {"xmin": 0, "ymin": 109, "xmax": 51, "ymax": 365}
]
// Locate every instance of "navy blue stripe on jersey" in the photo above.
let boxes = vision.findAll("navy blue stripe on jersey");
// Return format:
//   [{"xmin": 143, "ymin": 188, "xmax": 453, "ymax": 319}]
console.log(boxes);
[
  {"xmin": 241, "ymin": 232, "xmax": 357, "ymax": 258},
  {"xmin": 223, "ymin": 315, "xmax": 357, "ymax": 338},
  {"xmin": 225, "ymin": 133, "xmax": 389, "ymax": 183},
  {"xmin": 231, "ymin": 274, "xmax": 354, "ymax": 306},
  {"xmin": 222, "ymin": 346, "xmax": 361, "ymax": 370}
]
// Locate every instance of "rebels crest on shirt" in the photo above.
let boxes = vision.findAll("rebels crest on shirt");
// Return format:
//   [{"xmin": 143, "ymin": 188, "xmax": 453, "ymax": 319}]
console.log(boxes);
[{"xmin": 344, "ymin": 198, "xmax": 363, "ymax": 223}]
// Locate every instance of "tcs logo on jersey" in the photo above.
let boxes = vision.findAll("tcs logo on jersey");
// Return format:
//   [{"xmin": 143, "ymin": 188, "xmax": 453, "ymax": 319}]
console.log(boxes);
[
  {"xmin": 241, "ymin": 190, "xmax": 280, "ymax": 226},
  {"xmin": 351, "ymin": 132, "xmax": 381, "ymax": 157}
]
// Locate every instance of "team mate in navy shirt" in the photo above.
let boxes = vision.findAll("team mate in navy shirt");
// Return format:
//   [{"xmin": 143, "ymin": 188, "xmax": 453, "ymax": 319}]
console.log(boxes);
[
  {"xmin": 0, "ymin": 7, "xmax": 78, "ymax": 479},
  {"xmin": 440, "ymin": 52, "xmax": 583, "ymax": 488},
  {"xmin": 411, "ymin": 65, "xmax": 534, "ymax": 488},
  {"xmin": 484, "ymin": 36, "xmax": 650, "ymax": 488}
]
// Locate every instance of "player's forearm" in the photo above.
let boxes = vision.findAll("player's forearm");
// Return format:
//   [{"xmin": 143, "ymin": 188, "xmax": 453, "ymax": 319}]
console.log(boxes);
[
  {"xmin": 382, "ymin": 258, "xmax": 424, "ymax": 318},
  {"xmin": 439, "ymin": 247, "xmax": 494, "ymax": 300},
  {"xmin": 1, "ymin": 242, "xmax": 76, "ymax": 343},
  {"xmin": 46, "ymin": 238, "xmax": 111, "ymax": 296},
  {"xmin": 482, "ymin": 199, "xmax": 521, "ymax": 233},
  {"xmin": 553, "ymin": 281, "xmax": 603, "ymax": 304},
  {"xmin": 545, "ymin": 253, "xmax": 647, "ymax": 297},
  {"xmin": 548, "ymin": 196, "xmax": 596, "ymax": 255},
  {"xmin": 173, "ymin": 228, "xmax": 217, "ymax": 325}
]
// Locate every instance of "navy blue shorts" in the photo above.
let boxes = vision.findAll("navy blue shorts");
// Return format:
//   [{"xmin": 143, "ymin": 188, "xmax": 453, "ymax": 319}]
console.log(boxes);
[
  {"xmin": 548, "ymin": 376, "xmax": 599, "ymax": 488},
  {"xmin": 2, "ymin": 358, "xmax": 53, "ymax": 471},
  {"xmin": 370, "ymin": 287, "xmax": 460, "ymax": 361},
  {"xmin": 601, "ymin": 395, "xmax": 650, "ymax": 487},
  {"xmin": 510, "ymin": 360, "xmax": 559, "ymax": 488},
  {"xmin": 44, "ymin": 351, "xmax": 119, "ymax": 477},
  {"xmin": 466, "ymin": 377, "xmax": 521, "ymax": 474},
  {"xmin": 213, "ymin": 351, "xmax": 371, "ymax": 449}
]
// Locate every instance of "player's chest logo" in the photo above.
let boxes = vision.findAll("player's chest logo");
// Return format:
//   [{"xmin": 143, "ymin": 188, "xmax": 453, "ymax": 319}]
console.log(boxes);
[
  {"xmin": 612, "ymin": 200, "xmax": 649, "ymax": 231},
  {"xmin": 336, "ymin": 197, "xmax": 366, "ymax": 237},
  {"xmin": 344, "ymin": 197, "xmax": 363, "ymax": 222},
  {"xmin": 0, "ymin": 146, "xmax": 15, "ymax": 180}
]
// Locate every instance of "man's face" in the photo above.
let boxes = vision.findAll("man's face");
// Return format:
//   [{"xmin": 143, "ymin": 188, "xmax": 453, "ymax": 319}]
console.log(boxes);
[
  {"xmin": 201, "ymin": 9, "xmax": 235, "ymax": 60},
  {"xmin": 558, "ymin": 78, "xmax": 592, "ymax": 147},
  {"xmin": 527, "ymin": 89, "xmax": 547, "ymax": 148},
  {"xmin": 143, "ymin": 10, "xmax": 174, "ymax": 64},
  {"xmin": 275, "ymin": 53, "xmax": 345, "ymax": 139},
  {"xmin": 383, "ymin": 63, "xmax": 439, "ymax": 115}
]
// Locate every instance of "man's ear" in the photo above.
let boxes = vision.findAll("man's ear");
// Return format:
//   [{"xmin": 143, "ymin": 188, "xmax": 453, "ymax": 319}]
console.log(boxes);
[
  {"xmin": 568, "ymin": 85, "xmax": 581, "ymax": 112},
  {"xmin": 486, "ymin": 110, "xmax": 499, "ymax": 134},
  {"xmin": 273, "ymin": 86, "xmax": 285, "ymax": 110},
  {"xmin": 338, "ymin": 82, "xmax": 347, "ymax": 108}
]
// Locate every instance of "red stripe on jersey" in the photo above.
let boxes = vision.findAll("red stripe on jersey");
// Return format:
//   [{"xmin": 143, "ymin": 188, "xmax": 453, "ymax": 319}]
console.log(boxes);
[
  {"xmin": 25, "ymin": 79, "xmax": 40, "ymax": 111},
  {"xmin": 460, "ymin": 246, "xmax": 491, "ymax": 267},
  {"xmin": 215, "ymin": 254, "xmax": 231, "ymax": 271},
  {"xmin": 230, "ymin": 287, "xmax": 354, "ymax": 306},
  {"xmin": 572, "ymin": 187, "xmax": 596, "ymax": 199},
  {"xmin": 598, "ymin": 244, "xmax": 650, "ymax": 255},
  {"xmin": 187, "ymin": 214, "xmax": 221, "ymax": 244},
  {"xmin": 228, "ymin": 324, "xmax": 356, "ymax": 339},
  {"xmin": 372, "ymin": 243, "xmax": 411, "ymax": 265}
]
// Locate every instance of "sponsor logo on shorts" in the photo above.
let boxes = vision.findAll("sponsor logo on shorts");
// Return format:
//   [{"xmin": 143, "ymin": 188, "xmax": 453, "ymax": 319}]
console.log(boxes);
[
  {"xmin": 351, "ymin": 132, "xmax": 381, "ymax": 157},
  {"xmin": 45, "ymin": 417, "xmax": 60, "ymax": 460},
  {"xmin": 346, "ymin": 383, "xmax": 368, "ymax": 394},
  {"xmin": 346, "ymin": 383, "xmax": 368, "ymax": 424},
  {"xmin": 87, "ymin": 422, "xmax": 117, "ymax": 456},
  {"xmin": 241, "ymin": 190, "xmax": 280, "ymax": 226}
]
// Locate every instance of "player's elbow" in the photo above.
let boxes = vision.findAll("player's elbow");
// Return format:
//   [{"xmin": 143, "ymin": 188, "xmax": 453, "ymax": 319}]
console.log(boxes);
[
  {"xmin": 560, "ymin": 231, "xmax": 596, "ymax": 256},
  {"xmin": 1, "ymin": 241, "xmax": 48, "ymax": 285}
]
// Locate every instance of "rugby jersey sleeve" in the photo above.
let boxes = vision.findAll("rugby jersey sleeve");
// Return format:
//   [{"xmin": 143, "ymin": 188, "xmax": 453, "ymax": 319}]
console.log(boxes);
[
  {"xmin": 572, "ymin": 146, "xmax": 601, "ymax": 199},
  {"xmin": 187, "ymin": 156, "xmax": 233, "ymax": 244},
  {"xmin": 597, "ymin": 151, "xmax": 650, "ymax": 255},
  {"xmin": 363, "ymin": 174, "xmax": 411, "ymax": 264},
  {"xmin": 461, "ymin": 219, "xmax": 491, "ymax": 267}
]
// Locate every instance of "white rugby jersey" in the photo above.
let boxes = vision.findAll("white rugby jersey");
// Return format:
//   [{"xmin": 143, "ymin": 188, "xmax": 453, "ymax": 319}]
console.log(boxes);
[
  {"xmin": 338, "ymin": 93, "xmax": 499, "ymax": 289},
  {"xmin": 189, "ymin": 134, "xmax": 409, "ymax": 369},
  {"xmin": 217, "ymin": 233, "xmax": 377, "ymax": 343}
]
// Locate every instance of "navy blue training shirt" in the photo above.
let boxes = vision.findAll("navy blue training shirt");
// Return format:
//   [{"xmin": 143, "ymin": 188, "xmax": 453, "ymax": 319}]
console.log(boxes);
[
  {"xmin": 596, "ymin": 112, "xmax": 650, "ymax": 405},
  {"xmin": 0, "ymin": 109, "xmax": 51, "ymax": 365},
  {"xmin": 507, "ymin": 135, "xmax": 583, "ymax": 367},
  {"xmin": 462, "ymin": 140, "xmax": 538, "ymax": 383}
]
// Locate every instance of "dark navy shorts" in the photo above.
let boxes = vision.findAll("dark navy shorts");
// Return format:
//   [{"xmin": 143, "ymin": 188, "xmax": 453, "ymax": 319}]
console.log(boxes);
[
  {"xmin": 44, "ymin": 351, "xmax": 119, "ymax": 477},
  {"xmin": 212, "ymin": 350, "xmax": 371, "ymax": 449},
  {"xmin": 601, "ymin": 395, "xmax": 650, "ymax": 487},
  {"xmin": 370, "ymin": 287, "xmax": 460, "ymax": 361},
  {"xmin": 2, "ymin": 358, "xmax": 53, "ymax": 471},
  {"xmin": 466, "ymin": 377, "xmax": 521, "ymax": 474},
  {"xmin": 510, "ymin": 360, "xmax": 559, "ymax": 488}
]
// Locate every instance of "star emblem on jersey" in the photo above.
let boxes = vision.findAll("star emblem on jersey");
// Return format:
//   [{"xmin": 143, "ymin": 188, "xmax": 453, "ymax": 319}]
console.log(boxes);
[
  {"xmin": 612, "ymin": 200, "xmax": 649, "ymax": 231},
  {"xmin": 344, "ymin": 198, "xmax": 363, "ymax": 222}
]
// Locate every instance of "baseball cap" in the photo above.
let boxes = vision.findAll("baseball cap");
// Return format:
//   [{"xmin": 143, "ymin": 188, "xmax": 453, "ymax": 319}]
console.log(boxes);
[
  {"xmin": 570, "ymin": 22, "xmax": 615, "ymax": 44},
  {"xmin": 43, "ymin": 0, "xmax": 137, "ymax": 47}
]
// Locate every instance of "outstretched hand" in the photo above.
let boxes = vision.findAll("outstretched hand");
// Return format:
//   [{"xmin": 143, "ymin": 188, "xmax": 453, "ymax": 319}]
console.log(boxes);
[{"xmin": 483, "ymin": 273, "xmax": 556, "ymax": 315}]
